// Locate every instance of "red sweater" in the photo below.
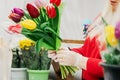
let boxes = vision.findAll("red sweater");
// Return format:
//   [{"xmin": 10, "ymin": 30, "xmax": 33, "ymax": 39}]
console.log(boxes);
[{"xmin": 71, "ymin": 37, "xmax": 104, "ymax": 80}]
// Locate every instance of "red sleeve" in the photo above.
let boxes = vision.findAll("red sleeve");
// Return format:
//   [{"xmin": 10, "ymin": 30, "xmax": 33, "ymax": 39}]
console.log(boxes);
[
  {"xmin": 71, "ymin": 38, "xmax": 90, "ymax": 56},
  {"xmin": 87, "ymin": 58, "xmax": 103, "ymax": 78},
  {"xmin": 71, "ymin": 46, "xmax": 85, "ymax": 55}
]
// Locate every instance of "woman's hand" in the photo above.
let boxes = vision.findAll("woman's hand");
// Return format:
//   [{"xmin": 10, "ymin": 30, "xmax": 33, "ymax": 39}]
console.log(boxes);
[
  {"xmin": 52, "ymin": 50, "xmax": 88, "ymax": 70},
  {"xmin": 48, "ymin": 50, "xmax": 56, "ymax": 59},
  {"xmin": 48, "ymin": 47, "xmax": 69, "ymax": 59}
]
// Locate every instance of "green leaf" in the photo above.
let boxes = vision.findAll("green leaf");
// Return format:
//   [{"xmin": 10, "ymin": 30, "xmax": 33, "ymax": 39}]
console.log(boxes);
[
  {"xmin": 21, "ymin": 28, "xmax": 45, "ymax": 41},
  {"xmin": 101, "ymin": 17, "xmax": 108, "ymax": 26},
  {"xmin": 35, "ymin": 38, "xmax": 55, "ymax": 53},
  {"xmin": 44, "ymin": 27, "xmax": 62, "ymax": 41}
]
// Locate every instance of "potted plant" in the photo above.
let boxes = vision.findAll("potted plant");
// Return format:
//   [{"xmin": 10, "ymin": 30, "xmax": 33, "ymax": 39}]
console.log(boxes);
[
  {"xmin": 18, "ymin": 38, "xmax": 51, "ymax": 80},
  {"xmin": 100, "ymin": 17, "xmax": 120, "ymax": 80},
  {"xmin": 11, "ymin": 47, "xmax": 28, "ymax": 80},
  {"xmin": 8, "ymin": 0, "xmax": 78, "ymax": 79}
]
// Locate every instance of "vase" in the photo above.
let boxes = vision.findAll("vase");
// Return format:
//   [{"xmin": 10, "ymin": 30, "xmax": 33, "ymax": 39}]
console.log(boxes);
[
  {"xmin": 52, "ymin": 60, "xmax": 75, "ymax": 80},
  {"xmin": 11, "ymin": 68, "xmax": 28, "ymax": 80},
  {"xmin": 27, "ymin": 69, "xmax": 50, "ymax": 80},
  {"xmin": 100, "ymin": 62, "xmax": 120, "ymax": 80}
]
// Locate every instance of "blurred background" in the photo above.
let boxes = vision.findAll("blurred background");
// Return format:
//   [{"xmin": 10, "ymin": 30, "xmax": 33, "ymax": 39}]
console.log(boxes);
[{"xmin": 0, "ymin": 0, "xmax": 105, "ymax": 80}]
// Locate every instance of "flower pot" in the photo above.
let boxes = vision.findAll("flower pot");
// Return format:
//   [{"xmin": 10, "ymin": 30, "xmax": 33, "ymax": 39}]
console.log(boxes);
[
  {"xmin": 100, "ymin": 62, "xmax": 120, "ymax": 80},
  {"xmin": 11, "ymin": 68, "xmax": 28, "ymax": 80},
  {"xmin": 27, "ymin": 69, "xmax": 50, "ymax": 80}
]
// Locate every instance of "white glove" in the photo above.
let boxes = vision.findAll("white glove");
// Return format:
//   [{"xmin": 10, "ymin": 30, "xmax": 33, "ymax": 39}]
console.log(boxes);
[
  {"xmin": 53, "ymin": 50, "xmax": 88, "ymax": 70},
  {"xmin": 48, "ymin": 47, "xmax": 69, "ymax": 59},
  {"xmin": 48, "ymin": 50, "xmax": 56, "ymax": 59}
]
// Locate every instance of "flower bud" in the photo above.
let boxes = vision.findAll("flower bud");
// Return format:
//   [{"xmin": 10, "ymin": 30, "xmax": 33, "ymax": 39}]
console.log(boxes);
[
  {"xmin": 8, "ymin": 24, "xmax": 22, "ymax": 34},
  {"xmin": 105, "ymin": 25, "xmax": 118, "ymax": 47},
  {"xmin": 50, "ymin": 0, "xmax": 61, "ymax": 6},
  {"xmin": 34, "ymin": 0, "xmax": 47, "ymax": 8},
  {"xmin": 20, "ymin": 19, "xmax": 37, "ymax": 30},
  {"xmin": 12, "ymin": 8, "xmax": 24, "ymax": 17},
  {"xmin": 8, "ymin": 13, "xmax": 22, "ymax": 23},
  {"xmin": 115, "ymin": 21, "xmax": 120, "ymax": 39},
  {"xmin": 46, "ymin": 4, "xmax": 56, "ymax": 18},
  {"xmin": 26, "ymin": 3, "xmax": 40, "ymax": 18}
]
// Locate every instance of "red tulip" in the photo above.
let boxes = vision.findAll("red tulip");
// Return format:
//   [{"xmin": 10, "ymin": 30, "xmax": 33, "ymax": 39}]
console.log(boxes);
[
  {"xmin": 46, "ymin": 4, "xmax": 56, "ymax": 18},
  {"xmin": 26, "ymin": 3, "xmax": 40, "ymax": 18},
  {"xmin": 8, "ymin": 24, "xmax": 22, "ymax": 34},
  {"xmin": 12, "ymin": 8, "xmax": 24, "ymax": 17},
  {"xmin": 115, "ymin": 21, "xmax": 120, "ymax": 39},
  {"xmin": 9, "ymin": 13, "xmax": 22, "ymax": 23},
  {"xmin": 50, "ymin": 0, "xmax": 61, "ymax": 6}
]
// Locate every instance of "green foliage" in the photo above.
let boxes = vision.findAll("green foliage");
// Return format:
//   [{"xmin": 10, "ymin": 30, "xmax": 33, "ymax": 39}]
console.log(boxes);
[
  {"xmin": 21, "ymin": 46, "xmax": 51, "ymax": 70},
  {"xmin": 11, "ymin": 48, "xmax": 26, "ymax": 68},
  {"xmin": 103, "ymin": 47, "xmax": 120, "ymax": 65}
]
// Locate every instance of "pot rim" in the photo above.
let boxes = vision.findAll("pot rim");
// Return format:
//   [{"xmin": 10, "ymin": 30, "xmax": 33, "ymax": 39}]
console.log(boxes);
[
  {"xmin": 11, "ymin": 68, "xmax": 27, "ymax": 70},
  {"xmin": 100, "ymin": 62, "xmax": 120, "ymax": 68}
]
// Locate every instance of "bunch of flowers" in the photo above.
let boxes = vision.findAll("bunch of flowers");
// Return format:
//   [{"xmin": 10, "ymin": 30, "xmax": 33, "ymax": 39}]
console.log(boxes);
[
  {"xmin": 102, "ymin": 17, "xmax": 120, "ymax": 65},
  {"xmin": 8, "ymin": 0, "xmax": 78, "ymax": 79},
  {"xmin": 8, "ymin": 0, "xmax": 62, "ymax": 53}
]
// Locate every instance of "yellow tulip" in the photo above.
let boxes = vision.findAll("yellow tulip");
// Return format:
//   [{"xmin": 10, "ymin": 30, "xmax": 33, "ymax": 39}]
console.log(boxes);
[
  {"xmin": 105, "ymin": 25, "xmax": 118, "ymax": 47},
  {"xmin": 20, "ymin": 19, "xmax": 36, "ymax": 30}
]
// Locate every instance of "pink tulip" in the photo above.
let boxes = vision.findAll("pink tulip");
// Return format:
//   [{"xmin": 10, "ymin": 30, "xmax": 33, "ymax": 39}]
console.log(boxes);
[
  {"xmin": 8, "ymin": 24, "xmax": 22, "ymax": 34},
  {"xmin": 34, "ymin": 0, "xmax": 47, "ymax": 8}
]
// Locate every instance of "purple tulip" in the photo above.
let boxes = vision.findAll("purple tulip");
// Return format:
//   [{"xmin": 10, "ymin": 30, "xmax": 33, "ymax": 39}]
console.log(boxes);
[
  {"xmin": 115, "ymin": 21, "xmax": 120, "ymax": 39},
  {"xmin": 12, "ymin": 8, "xmax": 24, "ymax": 17}
]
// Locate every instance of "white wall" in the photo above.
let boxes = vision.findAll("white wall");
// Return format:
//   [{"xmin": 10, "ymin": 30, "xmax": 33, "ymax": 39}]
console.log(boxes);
[{"xmin": 60, "ymin": 0, "xmax": 105, "ymax": 40}]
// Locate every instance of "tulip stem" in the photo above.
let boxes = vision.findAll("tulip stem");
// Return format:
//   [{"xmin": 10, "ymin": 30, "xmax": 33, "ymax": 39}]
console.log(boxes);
[{"xmin": 101, "ymin": 17, "xmax": 108, "ymax": 26}]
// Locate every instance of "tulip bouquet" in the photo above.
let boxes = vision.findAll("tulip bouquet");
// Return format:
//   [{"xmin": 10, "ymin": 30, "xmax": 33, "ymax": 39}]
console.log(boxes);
[
  {"xmin": 8, "ymin": 0, "xmax": 62, "ymax": 53},
  {"xmin": 8, "ymin": 0, "xmax": 78, "ymax": 79},
  {"xmin": 101, "ymin": 17, "xmax": 120, "ymax": 65}
]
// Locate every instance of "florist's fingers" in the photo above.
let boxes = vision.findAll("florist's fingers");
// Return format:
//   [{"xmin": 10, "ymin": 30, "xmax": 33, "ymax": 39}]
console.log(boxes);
[
  {"xmin": 52, "ymin": 54, "xmax": 65, "ymax": 62},
  {"xmin": 58, "ymin": 58, "xmax": 69, "ymax": 66},
  {"xmin": 57, "ymin": 50, "xmax": 69, "ymax": 54},
  {"xmin": 48, "ymin": 50, "xmax": 56, "ymax": 58},
  {"xmin": 54, "ymin": 55, "xmax": 65, "ymax": 63},
  {"xmin": 48, "ymin": 50, "xmax": 56, "ymax": 54},
  {"xmin": 48, "ymin": 53, "xmax": 56, "ymax": 59},
  {"xmin": 59, "ymin": 47, "xmax": 69, "ymax": 51}
]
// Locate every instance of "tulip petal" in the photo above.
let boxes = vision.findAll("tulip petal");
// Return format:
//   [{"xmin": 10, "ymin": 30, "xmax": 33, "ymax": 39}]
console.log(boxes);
[
  {"xmin": 105, "ymin": 25, "xmax": 118, "ymax": 47},
  {"xmin": 26, "ymin": 3, "xmax": 40, "ymax": 18},
  {"xmin": 20, "ymin": 20, "xmax": 37, "ymax": 30},
  {"xmin": 46, "ymin": 4, "xmax": 56, "ymax": 18},
  {"xmin": 115, "ymin": 21, "xmax": 120, "ymax": 39}
]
